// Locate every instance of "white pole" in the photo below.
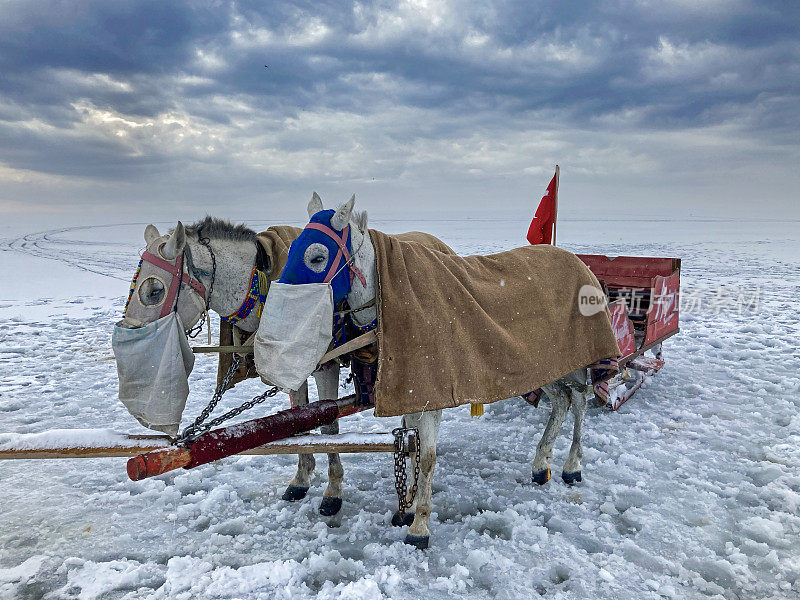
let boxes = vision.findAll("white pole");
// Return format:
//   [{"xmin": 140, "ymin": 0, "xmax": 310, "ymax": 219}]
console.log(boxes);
[{"xmin": 551, "ymin": 164, "xmax": 560, "ymax": 247}]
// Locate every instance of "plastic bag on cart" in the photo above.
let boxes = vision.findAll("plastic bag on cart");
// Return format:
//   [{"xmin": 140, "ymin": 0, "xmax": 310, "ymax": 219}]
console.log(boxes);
[
  {"xmin": 112, "ymin": 312, "xmax": 195, "ymax": 436},
  {"xmin": 254, "ymin": 282, "xmax": 333, "ymax": 391}
]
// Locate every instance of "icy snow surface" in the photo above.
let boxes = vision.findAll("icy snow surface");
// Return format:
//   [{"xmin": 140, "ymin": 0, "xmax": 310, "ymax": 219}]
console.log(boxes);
[{"xmin": 0, "ymin": 218, "xmax": 798, "ymax": 599}]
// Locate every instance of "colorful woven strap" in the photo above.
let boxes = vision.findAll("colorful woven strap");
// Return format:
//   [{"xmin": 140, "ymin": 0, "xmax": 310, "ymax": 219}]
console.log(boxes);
[
  {"xmin": 123, "ymin": 258, "xmax": 143, "ymax": 315},
  {"xmin": 221, "ymin": 266, "xmax": 267, "ymax": 325},
  {"xmin": 353, "ymin": 316, "xmax": 378, "ymax": 332}
]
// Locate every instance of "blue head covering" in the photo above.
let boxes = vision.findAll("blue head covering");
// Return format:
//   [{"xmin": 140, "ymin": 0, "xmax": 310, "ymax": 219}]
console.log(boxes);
[{"xmin": 279, "ymin": 209, "xmax": 354, "ymax": 303}]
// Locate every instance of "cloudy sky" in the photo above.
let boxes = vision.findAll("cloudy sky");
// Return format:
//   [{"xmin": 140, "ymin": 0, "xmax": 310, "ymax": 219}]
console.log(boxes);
[{"xmin": 0, "ymin": 0, "xmax": 797, "ymax": 222}]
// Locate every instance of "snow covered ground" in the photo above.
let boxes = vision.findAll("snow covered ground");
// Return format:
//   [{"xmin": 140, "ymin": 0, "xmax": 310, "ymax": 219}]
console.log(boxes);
[{"xmin": 0, "ymin": 216, "xmax": 798, "ymax": 600}]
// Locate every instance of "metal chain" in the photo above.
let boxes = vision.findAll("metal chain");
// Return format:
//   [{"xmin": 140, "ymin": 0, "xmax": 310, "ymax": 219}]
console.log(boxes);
[
  {"xmin": 174, "ymin": 226, "xmax": 282, "ymax": 444},
  {"xmin": 184, "ymin": 225, "xmax": 215, "ymax": 339},
  {"xmin": 177, "ymin": 354, "xmax": 242, "ymax": 443},
  {"xmin": 392, "ymin": 427, "xmax": 420, "ymax": 520},
  {"xmin": 176, "ymin": 354, "xmax": 281, "ymax": 444},
  {"xmin": 185, "ymin": 309, "xmax": 206, "ymax": 339},
  {"xmin": 189, "ymin": 384, "xmax": 280, "ymax": 438}
]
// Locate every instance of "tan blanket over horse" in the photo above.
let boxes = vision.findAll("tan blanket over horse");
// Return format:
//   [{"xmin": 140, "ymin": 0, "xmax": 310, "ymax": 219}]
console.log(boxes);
[
  {"xmin": 370, "ymin": 229, "xmax": 620, "ymax": 417},
  {"xmin": 218, "ymin": 226, "xmax": 455, "ymax": 387}
]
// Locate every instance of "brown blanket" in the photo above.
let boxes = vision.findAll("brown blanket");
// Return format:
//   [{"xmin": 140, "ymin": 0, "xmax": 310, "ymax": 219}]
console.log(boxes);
[
  {"xmin": 371, "ymin": 230, "xmax": 620, "ymax": 417},
  {"xmin": 257, "ymin": 225, "xmax": 304, "ymax": 278},
  {"xmin": 390, "ymin": 231, "xmax": 454, "ymax": 254}
]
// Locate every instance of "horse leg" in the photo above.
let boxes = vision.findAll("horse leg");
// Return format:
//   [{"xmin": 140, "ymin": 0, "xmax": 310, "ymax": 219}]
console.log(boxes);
[
  {"xmin": 314, "ymin": 362, "xmax": 344, "ymax": 516},
  {"xmin": 562, "ymin": 388, "xmax": 587, "ymax": 484},
  {"xmin": 282, "ymin": 381, "xmax": 315, "ymax": 501},
  {"xmin": 402, "ymin": 410, "xmax": 442, "ymax": 549},
  {"xmin": 532, "ymin": 383, "xmax": 570, "ymax": 485},
  {"xmin": 390, "ymin": 414, "xmax": 416, "ymax": 527}
]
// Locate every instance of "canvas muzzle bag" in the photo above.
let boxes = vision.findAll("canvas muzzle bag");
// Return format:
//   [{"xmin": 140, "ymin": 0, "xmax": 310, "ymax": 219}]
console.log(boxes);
[
  {"xmin": 254, "ymin": 282, "xmax": 333, "ymax": 391},
  {"xmin": 112, "ymin": 312, "xmax": 195, "ymax": 436}
]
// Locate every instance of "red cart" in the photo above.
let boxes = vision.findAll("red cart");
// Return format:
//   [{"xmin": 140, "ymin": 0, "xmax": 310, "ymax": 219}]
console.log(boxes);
[{"xmin": 578, "ymin": 255, "xmax": 681, "ymax": 410}]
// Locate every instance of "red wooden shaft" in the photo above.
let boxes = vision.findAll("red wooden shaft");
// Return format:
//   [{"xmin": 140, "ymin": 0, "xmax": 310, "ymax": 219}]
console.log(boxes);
[
  {"xmin": 127, "ymin": 447, "xmax": 190, "ymax": 481},
  {"xmin": 185, "ymin": 399, "xmax": 340, "ymax": 469},
  {"xmin": 126, "ymin": 394, "xmax": 363, "ymax": 481}
]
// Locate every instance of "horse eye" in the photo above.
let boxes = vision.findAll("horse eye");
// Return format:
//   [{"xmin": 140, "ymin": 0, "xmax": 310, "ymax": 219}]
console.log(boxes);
[
  {"xmin": 304, "ymin": 243, "xmax": 329, "ymax": 274},
  {"xmin": 138, "ymin": 277, "xmax": 165, "ymax": 306}
]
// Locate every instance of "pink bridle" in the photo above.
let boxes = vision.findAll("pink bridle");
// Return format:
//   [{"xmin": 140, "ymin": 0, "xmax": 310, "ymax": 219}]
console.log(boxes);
[
  {"xmin": 304, "ymin": 222, "xmax": 367, "ymax": 286},
  {"xmin": 140, "ymin": 250, "xmax": 207, "ymax": 318}
]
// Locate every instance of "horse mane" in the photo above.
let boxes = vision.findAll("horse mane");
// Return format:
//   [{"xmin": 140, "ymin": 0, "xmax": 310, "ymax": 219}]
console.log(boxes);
[
  {"xmin": 353, "ymin": 210, "xmax": 368, "ymax": 232},
  {"xmin": 184, "ymin": 216, "xmax": 257, "ymax": 242}
]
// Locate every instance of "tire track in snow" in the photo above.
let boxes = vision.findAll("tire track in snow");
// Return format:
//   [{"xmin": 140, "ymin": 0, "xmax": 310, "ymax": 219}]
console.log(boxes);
[{"xmin": 1, "ymin": 224, "xmax": 144, "ymax": 282}]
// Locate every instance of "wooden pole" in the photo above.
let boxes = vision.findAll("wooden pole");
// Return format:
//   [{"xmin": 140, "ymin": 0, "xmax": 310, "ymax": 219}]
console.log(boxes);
[
  {"xmin": 192, "ymin": 345, "xmax": 253, "ymax": 354},
  {"xmin": 0, "ymin": 432, "xmax": 396, "ymax": 460},
  {"xmin": 126, "ymin": 394, "xmax": 378, "ymax": 481},
  {"xmin": 551, "ymin": 164, "xmax": 560, "ymax": 247},
  {"xmin": 192, "ymin": 330, "xmax": 377, "ymax": 362}
]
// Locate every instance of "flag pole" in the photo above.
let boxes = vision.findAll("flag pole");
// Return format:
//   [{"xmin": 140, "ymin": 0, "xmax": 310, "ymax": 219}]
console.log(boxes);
[{"xmin": 551, "ymin": 164, "xmax": 559, "ymax": 247}]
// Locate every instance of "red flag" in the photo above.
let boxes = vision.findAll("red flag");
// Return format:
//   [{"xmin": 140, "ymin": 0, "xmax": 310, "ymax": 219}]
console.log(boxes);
[{"xmin": 527, "ymin": 167, "xmax": 559, "ymax": 245}]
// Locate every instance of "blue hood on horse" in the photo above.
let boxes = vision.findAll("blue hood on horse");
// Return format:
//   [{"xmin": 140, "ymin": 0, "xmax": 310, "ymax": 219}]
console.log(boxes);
[{"xmin": 279, "ymin": 209, "xmax": 365, "ymax": 303}]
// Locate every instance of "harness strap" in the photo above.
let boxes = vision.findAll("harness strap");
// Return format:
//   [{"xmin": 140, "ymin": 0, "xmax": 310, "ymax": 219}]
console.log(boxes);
[
  {"xmin": 334, "ymin": 297, "xmax": 376, "ymax": 317},
  {"xmin": 141, "ymin": 251, "xmax": 207, "ymax": 298},
  {"xmin": 304, "ymin": 222, "xmax": 367, "ymax": 286},
  {"xmin": 160, "ymin": 253, "xmax": 184, "ymax": 318},
  {"xmin": 353, "ymin": 316, "xmax": 378, "ymax": 332},
  {"xmin": 222, "ymin": 240, "xmax": 272, "ymax": 325},
  {"xmin": 140, "ymin": 250, "xmax": 207, "ymax": 319},
  {"xmin": 334, "ymin": 297, "xmax": 378, "ymax": 332}
]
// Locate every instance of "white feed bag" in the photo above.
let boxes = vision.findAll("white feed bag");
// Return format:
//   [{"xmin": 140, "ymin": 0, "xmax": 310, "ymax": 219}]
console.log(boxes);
[
  {"xmin": 112, "ymin": 312, "xmax": 195, "ymax": 436},
  {"xmin": 254, "ymin": 282, "xmax": 333, "ymax": 391}
]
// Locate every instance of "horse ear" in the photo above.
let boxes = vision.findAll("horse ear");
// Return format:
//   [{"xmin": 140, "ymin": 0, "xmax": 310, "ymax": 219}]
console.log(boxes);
[
  {"xmin": 308, "ymin": 192, "xmax": 324, "ymax": 218},
  {"xmin": 144, "ymin": 224, "xmax": 160, "ymax": 245},
  {"xmin": 330, "ymin": 194, "xmax": 355, "ymax": 230},
  {"xmin": 162, "ymin": 221, "xmax": 186, "ymax": 260}
]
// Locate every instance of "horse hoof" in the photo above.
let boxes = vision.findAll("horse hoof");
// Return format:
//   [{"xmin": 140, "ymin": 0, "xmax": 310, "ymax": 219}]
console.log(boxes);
[
  {"xmin": 562, "ymin": 471, "xmax": 582, "ymax": 485},
  {"xmin": 404, "ymin": 534, "xmax": 430, "ymax": 550},
  {"xmin": 532, "ymin": 468, "xmax": 551, "ymax": 485},
  {"xmin": 319, "ymin": 497, "xmax": 343, "ymax": 516},
  {"xmin": 282, "ymin": 485, "xmax": 309, "ymax": 502},
  {"xmin": 391, "ymin": 511, "xmax": 415, "ymax": 527}
]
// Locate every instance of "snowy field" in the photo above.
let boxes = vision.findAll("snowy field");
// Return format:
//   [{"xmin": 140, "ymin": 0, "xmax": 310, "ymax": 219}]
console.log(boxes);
[{"xmin": 0, "ymin": 216, "xmax": 798, "ymax": 600}]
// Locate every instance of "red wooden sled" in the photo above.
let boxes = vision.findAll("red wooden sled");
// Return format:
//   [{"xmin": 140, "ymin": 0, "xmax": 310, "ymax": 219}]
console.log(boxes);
[{"xmin": 577, "ymin": 254, "xmax": 680, "ymax": 409}]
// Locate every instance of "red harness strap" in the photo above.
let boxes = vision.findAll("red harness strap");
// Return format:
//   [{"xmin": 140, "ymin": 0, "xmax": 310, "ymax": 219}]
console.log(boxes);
[
  {"xmin": 141, "ymin": 250, "xmax": 207, "ymax": 318},
  {"xmin": 303, "ymin": 222, "xmax": 367, "ymax": 286}
]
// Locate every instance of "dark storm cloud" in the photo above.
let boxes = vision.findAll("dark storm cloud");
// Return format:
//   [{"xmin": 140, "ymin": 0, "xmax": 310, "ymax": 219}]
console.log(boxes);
[
  {"xmin": 0, "ymin": 0, "xmax": 797, "ymax": 213},
  {"xmin": 0, "ymin": 1, "xmax": 225, "ymax": 75}
]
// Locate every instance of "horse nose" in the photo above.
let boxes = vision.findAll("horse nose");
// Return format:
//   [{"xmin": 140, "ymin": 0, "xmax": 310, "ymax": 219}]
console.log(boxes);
[{"xmin": 116, "ymin": 318, "xmax": 141, "ymax": 329}]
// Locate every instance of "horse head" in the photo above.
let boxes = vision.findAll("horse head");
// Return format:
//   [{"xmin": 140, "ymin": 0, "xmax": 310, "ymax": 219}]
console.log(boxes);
[
  {"xmin": 119, "ymin": 222, "xmax": 208, "ymax": 330},
  {"xmin": 279, "ymin": 193, "xmax": 367, "ymax": 304}
]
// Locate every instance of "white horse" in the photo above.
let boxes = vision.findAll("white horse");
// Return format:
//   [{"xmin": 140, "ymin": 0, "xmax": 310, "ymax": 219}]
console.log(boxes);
[
  {"xmin": 120, "ymin": 217, "xmax": 453, "ymax": 517},
  {"xmin": 119, "ymin": 218, "xmax": 346, "ymax": 515},
  {"xmin": 281, "ymin": 194, "xmax": 595, "ymax": 549}
]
